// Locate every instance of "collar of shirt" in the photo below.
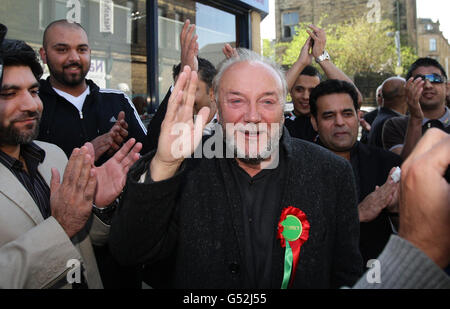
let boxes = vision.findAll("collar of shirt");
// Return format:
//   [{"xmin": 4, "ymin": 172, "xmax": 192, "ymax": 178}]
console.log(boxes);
[
  {"xmin": 0, "ymin": 142, "xmax": 45, "ymax": 176},
  {"xmin": 53, "ymin": 86, "xmax": 91, "ymax": 113},
  {"xmin": 422, "ymin": 106, "xmax": 450, "ymax": 127}
]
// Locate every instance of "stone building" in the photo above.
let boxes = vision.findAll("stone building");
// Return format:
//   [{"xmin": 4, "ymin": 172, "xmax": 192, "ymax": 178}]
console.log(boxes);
[
  {"xmin": 275, "ymin": 0, "xmax": 417, "ymax": 48},
  {"xmin": 417, "ymin": 18, "xmax": 450, "ymax": 77}
]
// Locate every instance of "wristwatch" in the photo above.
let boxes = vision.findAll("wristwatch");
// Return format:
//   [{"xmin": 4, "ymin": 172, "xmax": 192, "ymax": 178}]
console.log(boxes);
[
  {"xmin": 92, "ymin": 199, "xmax": 118, "ymax": 225},
  {"xmin": 92, "ymin": 200, "xmax": 117, "ymax": 214},
  {"xmin": 315, "ymin": 50, "xmax": 331, "ymax": 63}
]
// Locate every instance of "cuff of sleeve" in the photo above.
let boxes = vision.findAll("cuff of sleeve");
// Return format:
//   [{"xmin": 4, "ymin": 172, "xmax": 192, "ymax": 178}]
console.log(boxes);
[
  {"xmin": 0, "ymin": 217, "xmax": 82, "ymax": 289},
  {"xmin": 89, "ymin": 214, "xmax": 111, "ymax": 246}
]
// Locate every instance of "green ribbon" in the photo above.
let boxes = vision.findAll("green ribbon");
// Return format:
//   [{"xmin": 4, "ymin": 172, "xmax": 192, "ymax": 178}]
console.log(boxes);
[{"xmin": 281, "ymin": 241, "xmax": 293, "ymax": 289}]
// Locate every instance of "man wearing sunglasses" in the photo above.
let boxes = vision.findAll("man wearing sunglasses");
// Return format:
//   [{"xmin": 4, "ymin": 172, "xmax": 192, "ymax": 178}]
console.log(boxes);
[{"xmin": 382, "ymin": 57, "xmax": 450, "ymax": 159}]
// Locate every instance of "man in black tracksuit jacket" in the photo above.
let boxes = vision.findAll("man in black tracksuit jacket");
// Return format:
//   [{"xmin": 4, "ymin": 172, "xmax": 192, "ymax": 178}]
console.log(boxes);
[
  {"xmin": 38, "ymin": 78, "xmax": 148, "ymax": 162},
  {"xmin": 37, "ymin": 77, "xmax": 148, "ymax": 289}
]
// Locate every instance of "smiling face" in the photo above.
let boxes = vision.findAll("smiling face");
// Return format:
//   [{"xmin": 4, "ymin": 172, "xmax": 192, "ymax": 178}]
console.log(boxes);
[
  {"xmin": 217, "ymin": 61, "xmax": 285, "ymax": 163},
  {"xmin": 40, "ymin": 23, "xmax": 91, "ymax": 91},
  {"xmin": 0, "ymin": 66, "xmax": 42, "ymax": 147},
  {"xmin": 290, "ymin": 74, "xmax": 321, "ymax": 116},
  {"xmin": 412, "ymin": 66, "xmax": 448, "ymax": 112},
  {"xmin": 311, "ymin": 93, "xmax": 359, "ymax": 154}
]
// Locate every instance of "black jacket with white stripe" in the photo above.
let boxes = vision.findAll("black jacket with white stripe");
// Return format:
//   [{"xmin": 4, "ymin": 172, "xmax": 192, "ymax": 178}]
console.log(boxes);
[{"xmin": 38, "ymin": 78, "xmax": 148, "ymax": 163}]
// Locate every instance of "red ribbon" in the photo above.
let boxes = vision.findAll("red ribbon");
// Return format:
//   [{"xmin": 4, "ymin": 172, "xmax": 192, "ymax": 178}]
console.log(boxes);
[{"xmin": 277, "ymin": 206, "xmax": 310, "ymax": 288}]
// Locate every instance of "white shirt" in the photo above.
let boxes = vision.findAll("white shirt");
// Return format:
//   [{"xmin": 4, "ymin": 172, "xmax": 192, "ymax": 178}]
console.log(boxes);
[{"xmin": 53, "ymin": 86, "xmax": 90, "ymax": 113}]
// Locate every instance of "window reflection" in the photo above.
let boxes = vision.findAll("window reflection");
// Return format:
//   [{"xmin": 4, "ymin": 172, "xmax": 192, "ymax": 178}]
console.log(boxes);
[{"xmin": 157, "ymin": 0, "xmax": 236, "ymax": 106}]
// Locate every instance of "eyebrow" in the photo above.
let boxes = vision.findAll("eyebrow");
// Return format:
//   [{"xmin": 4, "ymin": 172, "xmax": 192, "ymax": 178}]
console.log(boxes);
[
  {"xmin": 321, "ymin": 108, "xmax": 355, "ymax": 115},
  {"xmin": 1, "ymin": 82, "xmax": 40, "ymax": 91},
  {"xmin": 52, "ymin": 43, "xmax": 89, "ymax": 48}
]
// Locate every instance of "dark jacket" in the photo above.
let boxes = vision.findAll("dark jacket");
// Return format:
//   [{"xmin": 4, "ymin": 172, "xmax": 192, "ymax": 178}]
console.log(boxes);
[
  {"xmin": 146, "ymin": 87, "xmax": 171, "ymax": 152},
  {"xmin": 38, "ymin": 78, "xmax": 148, "ymax": 161},
  {"xmin": 109, "ymin": 130, "xmax": 363, "ymax": 289},
  {"xmin": 353, "ymin": 142, "xmax": 402, "ymax": 264}
]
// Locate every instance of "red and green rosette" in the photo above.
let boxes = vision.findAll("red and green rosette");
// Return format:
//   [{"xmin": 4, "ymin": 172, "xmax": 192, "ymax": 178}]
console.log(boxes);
[{"xmin": 277, "ymin": 206, "xmax": 310, "ymax": 289}]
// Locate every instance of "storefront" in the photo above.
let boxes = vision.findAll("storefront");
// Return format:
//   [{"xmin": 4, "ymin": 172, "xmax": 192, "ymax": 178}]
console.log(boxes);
[{"xmin": 0, "ymin": 0, "xmax": 268, "ymax": 112}]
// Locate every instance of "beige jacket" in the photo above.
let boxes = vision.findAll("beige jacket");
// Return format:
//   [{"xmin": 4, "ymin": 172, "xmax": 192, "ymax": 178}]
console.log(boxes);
[{"xmin": 0, "ymin": 141, "xmax": 108, "ymax": 289}]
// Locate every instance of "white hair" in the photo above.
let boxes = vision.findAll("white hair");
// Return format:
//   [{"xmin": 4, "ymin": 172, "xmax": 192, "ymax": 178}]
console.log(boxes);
[{"xmin": 212, "ymin": 48, "xmax": 287, "ymax": 107}]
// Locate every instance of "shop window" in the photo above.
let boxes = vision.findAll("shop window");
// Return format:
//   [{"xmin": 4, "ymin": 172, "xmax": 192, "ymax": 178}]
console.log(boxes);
[{"xmin": 157, "ymin": 0, "xmax": 237, "ymax": 102}]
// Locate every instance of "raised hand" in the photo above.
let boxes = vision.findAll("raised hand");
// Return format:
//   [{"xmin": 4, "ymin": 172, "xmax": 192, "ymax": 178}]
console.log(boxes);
[
  {"xmin": 286, "ymin": 36, "xmax": 314, "ymax": 91},
  {"xmin": 180, "ymin": 19, "xmax": 199, "ymax": 73},
  {"xmin": 93, "ymin": 138, "xmax": 142, "ymax": 207},
  {"xmin": 222, "ymin": 43, "xmax": 237, "ymax": 59},
  {"xmin": 150, "ymin": 66, "xmax": 210, "ymax": 181},
  {"xmin": 306, "ymin": 24, "xmax": 327, "ymax": 59},
  {"xmin": 405, "ymin": 77, "xmax": 425, "ymax": 120},
  {"xmin": 50, "ymin": 146, "xmax": 97, "ymax": 238},
  {"xmin": 298, "ymin": 36, "xmax": 314, "ymax": 67},
  {"xmin": 90, "ymin": 111, "xmax": 129, "ymax": 161}
]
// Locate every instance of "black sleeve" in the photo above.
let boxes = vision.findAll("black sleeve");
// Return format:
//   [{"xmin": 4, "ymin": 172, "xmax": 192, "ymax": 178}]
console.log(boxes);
[
  {"xmin": 108, "ymin": 151, "xmax": 185, "ymax": 266},
  {"xmin": 145, "ymin": 88, "xmax": 171, "ymax": 153},
  {"xmin": 121, "ymin": 95, "xmax": 149, "ymax": 154},
  {"xmin": 382, "ymin": 116, "xmax": 408, "ymax": 151}
]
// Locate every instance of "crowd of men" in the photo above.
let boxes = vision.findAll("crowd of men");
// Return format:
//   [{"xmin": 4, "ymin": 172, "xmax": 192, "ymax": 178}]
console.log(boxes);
[{"xmin": 0, "ymin": 19, "xmax": 449, "ymax": 289}]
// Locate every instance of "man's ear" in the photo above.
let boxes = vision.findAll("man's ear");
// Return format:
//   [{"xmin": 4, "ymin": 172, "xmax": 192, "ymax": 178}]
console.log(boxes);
[
  {"xmin": 39, "ymin": 47, "xmax": 47, "ymax": 64},
  {"xmin": 310, "ymin": 115, "xmax": 318, "ymax": 132},
  {"xmin": 209, "ymin": 88, "xmax": 217, "ymax": 107}
]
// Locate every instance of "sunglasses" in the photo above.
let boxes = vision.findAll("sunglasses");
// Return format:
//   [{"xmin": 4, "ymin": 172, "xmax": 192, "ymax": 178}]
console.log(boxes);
[{"xmin": 413, "ymin": 73, "xmax": 445, "ymax": 84}]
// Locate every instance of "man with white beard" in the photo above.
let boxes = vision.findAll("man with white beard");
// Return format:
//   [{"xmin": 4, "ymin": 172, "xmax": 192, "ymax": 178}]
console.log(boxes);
[{"xmin": 109, "ymin": 49, "xmax": 363, "ymax": 289}]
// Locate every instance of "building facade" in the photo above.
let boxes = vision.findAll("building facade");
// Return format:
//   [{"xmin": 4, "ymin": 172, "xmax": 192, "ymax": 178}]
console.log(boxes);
[
  {"xmin": 275, "ymin": 0, "xmax": 417, "ymax": 48},
  {"xmin": 417, "ymin": 18, "xmax": 450, "ymax": 77},
  {"xmin": 0, "ymin": 0, "xmax": 268, "ymax": 110}
]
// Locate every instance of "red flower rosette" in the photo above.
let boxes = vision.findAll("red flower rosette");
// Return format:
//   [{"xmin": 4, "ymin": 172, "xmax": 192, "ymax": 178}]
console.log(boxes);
[{"xmin": 277, "ymin": 206, "xmax": 310, "ymax": 289}]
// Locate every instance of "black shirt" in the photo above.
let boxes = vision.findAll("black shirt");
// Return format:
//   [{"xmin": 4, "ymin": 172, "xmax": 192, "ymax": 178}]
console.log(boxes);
[
  {"xmin": 284, "ymin": 113, "xmax": 317, "ymax": 142},
  {"xmin": 0, "ymin": 142, "xmax": 51, "ymax": 219},
  {"xmin": 228, "ymin": 147, "xmax": 286, "ymax": 288}
]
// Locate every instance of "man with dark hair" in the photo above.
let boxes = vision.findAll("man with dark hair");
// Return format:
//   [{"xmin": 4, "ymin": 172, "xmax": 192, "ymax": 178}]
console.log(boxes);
[
  {"xmin": 367, "ymin": 77, "xmax": 407, "ymax": 148},
  {"xmin": 284, "ymin": 25, "xmax": 362, "ymax": 142},
  {"xmin": 310, "ymin": 79, "xmax": 402, "ymax": 265},
  {"xmin": 359, "ymin": 84, "xmax": 383, "ymax": 144},
  {"xmin": 37, "ymin": 19, "xmax": 148, "ymax": 163},
  {"xmin": 383, "ymin": 57, "xmax": 450, "ymax": 158},
  {"xmin": 0, "ymin": 32, "xmax": 141, "ymax": 288},
  {"xmin": 146, "ymin": 20, "xmax": 218, "ymax": 152},
  {"xmin": 37, "ymin": 19, "xmax": 148, "ymax": 288}
]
